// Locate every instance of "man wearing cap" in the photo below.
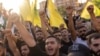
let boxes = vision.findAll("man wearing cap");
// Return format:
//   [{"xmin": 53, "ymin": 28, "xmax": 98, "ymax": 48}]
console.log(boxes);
[{"xmin": 67, "ymin": 44, "xmax": 91, "ymax": 56}]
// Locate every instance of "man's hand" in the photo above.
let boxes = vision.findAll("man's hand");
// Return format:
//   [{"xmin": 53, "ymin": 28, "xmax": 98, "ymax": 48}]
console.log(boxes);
[
  {"xmin": 87, "ymin": 5, "xmax": 94, "ymax": 14},
  {"xmin": 8, "ymin": 13, "xmax": 20, "ymax": 23},
  {"xmin": 66, "ymin": 6, "xmax": 73, "ymax": 16},
  {"xmin": 40, "ymin": 11, "xmax": 46, "ymax": 19},
  {"xmin": 3, "ymin": 29, "xmax": 12, "ymax": 37}
]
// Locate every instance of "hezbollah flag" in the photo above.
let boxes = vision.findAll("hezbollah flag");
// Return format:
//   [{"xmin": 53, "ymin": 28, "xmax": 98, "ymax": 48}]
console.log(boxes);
[
  {"xmin": 20, "ymin": 0, "xmax": 33, "ymax": 23},
  {"xmin": 31, "ymin": 0, "xmax": 41, "ymax": 27},
  {"xmin": 81, "ymin": 1, "xmax": 100, "ymax": 20},
  {"xmin": 47, "ymin": 0, "xmax": 66, "ymax": 28}
]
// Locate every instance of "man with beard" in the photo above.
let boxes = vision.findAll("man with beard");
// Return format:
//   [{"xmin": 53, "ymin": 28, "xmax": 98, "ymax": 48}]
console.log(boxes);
[
  {"xmin": 75, "ymin": 25, "xmax": 88, "ymax": 47},
  {"xmin": 66, "ymin": 6, "xmax": 88, "ymax": 47},
  {"xmin": 60, "ymin": 28, "xmax": 73, "ymax": 55},
  {"xmin": 35, "ymin": 30, "xmax": 45, "ymax": 42},
  {"xmin": 35, "ymin": 30, "xmax": 45, "ymax": 51},
  {"xmin": 20, "ymin": 43, "xmax": 30, "ymax": 56},
  {"xmin": 87, "ymin": 33, "xmax": 100, "ymax": 56},
  {"xmin": 11, "ymin": 12, "xmax": 67, "ymax": 56},
  {"xmin": 53, "ymin": 30, "xmax": 62, "ymax": 40},
  {"xmin": 45, "ymin": 36, "xmax": 66, "ymax": 56}
]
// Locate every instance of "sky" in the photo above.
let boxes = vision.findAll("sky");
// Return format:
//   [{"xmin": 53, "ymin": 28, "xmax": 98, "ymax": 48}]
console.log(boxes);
[
  {"xmin": 0, "ymin": 0, "xmax": 45, "ymax": 9},
  {"xmin": 0, "ymin": 0, "xmax": 87, "ymax": 13},
  {"xmin": 0, "ymin": 0, "xmax": 45, "ymax": 13},
  {"xmin": 78, "ymin": 0, "xmax": 87, "ymax": 3}
]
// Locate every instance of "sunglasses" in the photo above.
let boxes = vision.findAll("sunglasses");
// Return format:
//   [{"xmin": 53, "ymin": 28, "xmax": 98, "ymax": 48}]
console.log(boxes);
[{"xmin": 93, "ymin": 43, "xmax": 100, "ymax": 47}]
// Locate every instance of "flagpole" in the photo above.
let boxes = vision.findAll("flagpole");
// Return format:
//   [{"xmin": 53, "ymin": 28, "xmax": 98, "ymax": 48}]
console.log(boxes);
[
  {"xmin": 44, "ymin": 0, "xmax": 49, "ymax": 20},
  {"xmin": 44, "ymin": 0, "xmax": 48, "ymax": 13}
]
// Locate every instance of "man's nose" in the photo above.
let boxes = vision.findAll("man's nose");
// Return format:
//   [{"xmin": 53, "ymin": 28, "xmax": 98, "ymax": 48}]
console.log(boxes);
[{"xmin": 47, "ymin": 43, "xmax": 52, "ymax": 47}]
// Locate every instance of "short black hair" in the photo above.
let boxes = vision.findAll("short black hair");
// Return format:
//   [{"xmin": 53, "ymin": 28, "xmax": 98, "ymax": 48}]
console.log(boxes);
[
  {"xmin": 52, "ymin": 27, "xmax": 59, "ymax": 31},
  {"xmin": 87, "ymin": 33, "xmax": 100, "ymax": 44},
  {"xmin": 52, "ymin": 30, "xmax": 61, "ymax": 35},
  {"xmin": 75, "ymin": 25, "xmax": 85, "ymax": 30},
  {"xmin": 20, "ymin": 42, "xmax": 28, "ymax": 48},
  {"xmin": 46, "ymin": 35, "xmax": 61, "ymax": 44},
  {"xmin": 60, "ymin": 28, "xmax": 70, "ymax": 33},
  {"xmin": 60, "ymin": 28, "xmax": 66, "ymax": 30},
  {"xmin": 35, "ymin": 30, "xmax": 42, "ymax": 33}
]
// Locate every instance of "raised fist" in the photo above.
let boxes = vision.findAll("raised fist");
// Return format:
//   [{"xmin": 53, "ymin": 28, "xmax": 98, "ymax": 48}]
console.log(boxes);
[
  {"xmin": 87, "ymin": 5, "xmax": 94, "ymax": 14},
  {"xmin": 9, "ymin": 12, "xmax": 20, "ymax": 23},
  {"xmin": 3, "ymin": 29, "xmax": 12, "ymax": 37},
  {"xmin": 66, "ymin": 6, "xmax": 73, "ymax": 15}
]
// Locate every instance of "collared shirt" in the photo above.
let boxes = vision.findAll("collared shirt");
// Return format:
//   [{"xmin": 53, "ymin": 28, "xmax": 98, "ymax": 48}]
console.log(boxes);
[{"xmin": 74, "ymin": 37, "xmax": 88, "ymax": 47}]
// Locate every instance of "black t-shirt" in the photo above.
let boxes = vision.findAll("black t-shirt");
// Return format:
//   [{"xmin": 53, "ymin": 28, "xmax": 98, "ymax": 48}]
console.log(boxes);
[
  {"xmin": 37, "ymin": 41, "xmax": 45, "ymax": 52},
  {"xmin": 29, "ymin": 41, "xmax": 46, "ymax": 56},
  {"xmin": 59, "ymin": 53, "xmax": 67, "ymax": 56},
  {"xmin": 29, "ymin": 45, "xmax": 47, "ymax": 56},
  {"xmin": 29, "ymin": 46, "xmax": 67, "ymax": 56},
  {"xmin": 60, "ymin": 39, "xmax": 73, "ymax": 55}
]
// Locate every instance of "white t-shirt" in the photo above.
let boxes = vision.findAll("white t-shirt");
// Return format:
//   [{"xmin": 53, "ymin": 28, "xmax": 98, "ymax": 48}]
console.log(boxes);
[
  {"xmin": 74, "ymin": 37, "xmax": 88, "ymax": 47},
  {"xmin": 0, "ymin": 16, "xmax": 4, "ymax": 26}
]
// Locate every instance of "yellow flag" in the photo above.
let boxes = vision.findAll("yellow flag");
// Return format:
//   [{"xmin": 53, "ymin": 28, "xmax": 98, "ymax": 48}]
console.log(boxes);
[
  {"xmin": 47, "ymin": 0, "xmax": 66, "ymax": 28},
  {"xmin": 81, "ymin": 1, "xmax": 100, "ymax": 20},
  {"xmin": 31, "ymin": 0, "xmax": 41, "ymax": 27},
  {"xmin": 20, "ymin": 0, "xmax": 33, "ymax": 23}
]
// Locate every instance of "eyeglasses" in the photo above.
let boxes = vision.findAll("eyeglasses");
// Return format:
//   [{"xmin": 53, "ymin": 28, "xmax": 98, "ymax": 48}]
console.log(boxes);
[{"xmin": 93, "ymin": 43, "xmax": 100, "ymax": 47}]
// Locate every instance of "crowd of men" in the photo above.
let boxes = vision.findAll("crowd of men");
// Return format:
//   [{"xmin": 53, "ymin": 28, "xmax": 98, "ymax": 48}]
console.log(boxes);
[{"xmin": 0, "ymin": 2, "xmax": 100, "ymax": 56}]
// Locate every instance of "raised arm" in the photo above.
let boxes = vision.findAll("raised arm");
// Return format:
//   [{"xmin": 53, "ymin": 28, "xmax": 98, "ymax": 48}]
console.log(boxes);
[
  {"xmin": 4, "ymin": 29, "xmax": 21, "ymax": 56},
  {"xmin": 11, "ymin": 13, "xmax": 36, "ymax": 47},
  {"xmin": 5, "ymin": 12, "xmax": 17, "ymax": 42},
  {"xmin": 41, "ymin": 11, "xmax": 54, "ymax": 33},
  {"xmin": 40, "ymin": 11, "xmax": 50, "ymax": 38},
  {"xmin": 40, "ymin": 12, "xmax": 49, "ymax": 39},
  {"xmin": 87, "ymin": 5, "xmax": 100, "ymax": 32},
  {"xmin": 66, "ymin": 6, "xmax": 77, "ymax": 41}
]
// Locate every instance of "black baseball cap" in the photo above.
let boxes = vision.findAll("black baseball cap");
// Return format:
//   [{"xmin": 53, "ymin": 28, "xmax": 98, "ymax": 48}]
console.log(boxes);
[
  {"xmin": 68, "ymin": 52, "xmax": 86, "ymax": 56},
  {"xmin": 68, "ymin": 44, "xmax": 91, "ymax": 56}
]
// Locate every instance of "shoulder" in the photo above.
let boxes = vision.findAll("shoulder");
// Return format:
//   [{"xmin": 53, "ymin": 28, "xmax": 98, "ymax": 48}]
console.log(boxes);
[
  {"xmin": 29, "ymin": 45, "xmax": 47, "ymax": 56},
  {"xmin": 60, "ymin": 53, "xmax": 67, "ymax": 56}
]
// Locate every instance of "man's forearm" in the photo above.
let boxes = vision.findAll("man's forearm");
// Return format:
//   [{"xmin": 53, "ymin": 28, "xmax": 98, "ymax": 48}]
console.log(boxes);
[
  {"xmin": 14, "ymin": 21, "xmax": 36, "ymax": 47},
  {"xmin": 68, "ymin": 15, "xmax": 77, "ymax": 41},
  {"xmin": 89, "ymin": 12, "xmax": 100, "ymax": 31},
  {"xmin": 7, "ymin": 35, "xmax": 21, "ymax": 56}
]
